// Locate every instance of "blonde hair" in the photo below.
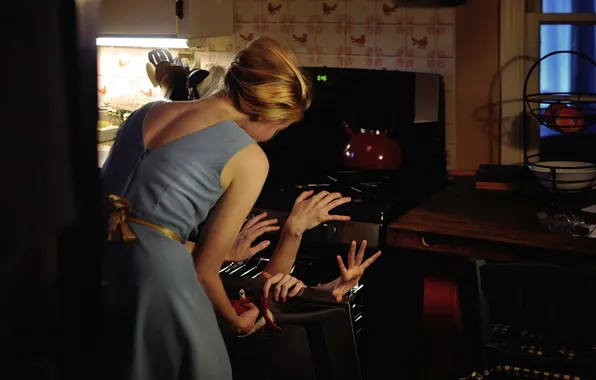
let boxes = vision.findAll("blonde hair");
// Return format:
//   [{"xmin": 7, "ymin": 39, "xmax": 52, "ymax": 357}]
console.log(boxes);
[{"xmin": 224, "ymin": 36, "xmax": 312, "ymax": 124}]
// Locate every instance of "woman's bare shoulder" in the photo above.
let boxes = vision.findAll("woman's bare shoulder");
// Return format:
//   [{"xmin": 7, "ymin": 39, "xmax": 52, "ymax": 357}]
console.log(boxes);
[{"xmin": 221, "ymin": 143, "xmax": 269, "ymax": 190}]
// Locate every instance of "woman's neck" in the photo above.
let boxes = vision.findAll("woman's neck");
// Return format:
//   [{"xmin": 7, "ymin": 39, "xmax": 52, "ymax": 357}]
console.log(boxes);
[
  {"xmin": 193, "ymin": 93, "xmax": 258, "ymax": 134},
  {"xmin": 196, "ymin": 94, "xmax": 248, "ymax": 124}
]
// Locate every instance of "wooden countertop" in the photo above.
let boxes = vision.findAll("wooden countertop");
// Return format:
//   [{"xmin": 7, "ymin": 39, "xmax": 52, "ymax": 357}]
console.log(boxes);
[{"xmin": 387, "ymin": 177, "xmax": 596, "ymax": 262}]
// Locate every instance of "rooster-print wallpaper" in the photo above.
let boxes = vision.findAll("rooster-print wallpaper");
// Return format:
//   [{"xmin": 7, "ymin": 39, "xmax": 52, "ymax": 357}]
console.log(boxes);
[{"xmin": 225, "ymin": 0, "xmax": 454, "ymax": 72}]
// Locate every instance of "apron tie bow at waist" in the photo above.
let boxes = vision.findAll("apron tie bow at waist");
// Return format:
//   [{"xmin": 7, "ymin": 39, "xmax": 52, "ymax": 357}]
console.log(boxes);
[{"xmin": 107, "ymin": 195, "xmax": 183, "ymax": 243}]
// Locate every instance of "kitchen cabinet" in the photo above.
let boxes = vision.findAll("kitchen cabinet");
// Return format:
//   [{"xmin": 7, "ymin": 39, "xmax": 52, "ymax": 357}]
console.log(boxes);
[
  {"xmin": 99, "ymin": 0, "xmax": 177, "ymax": 36},
  {"xmin": 99, "ymin": 0, "xmax": 234, "ymax": 41},
  {"xmin": 177, "ymin": 0, "xmax": 234, "ymax": 45}
]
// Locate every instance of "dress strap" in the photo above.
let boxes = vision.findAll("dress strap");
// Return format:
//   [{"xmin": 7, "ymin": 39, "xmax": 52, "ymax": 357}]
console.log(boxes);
[{"xmin": 107, "ymin": 195, "xmax": 183, "ymax": 243}]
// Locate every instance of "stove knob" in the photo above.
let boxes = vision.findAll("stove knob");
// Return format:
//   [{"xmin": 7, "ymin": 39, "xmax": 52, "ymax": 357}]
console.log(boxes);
[{"xmin": 322, "ymin": 223, "xmax": 337, "ymax": 240}]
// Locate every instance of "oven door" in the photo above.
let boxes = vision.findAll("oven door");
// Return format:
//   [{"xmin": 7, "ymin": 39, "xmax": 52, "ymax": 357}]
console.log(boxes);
[
  {"xmin": 219, "ymin": 241, "xmax": 366, "ymax": 346},
  {"xmin": 220, "ymin": 275, "xmax": 362, "ymax": 380}
]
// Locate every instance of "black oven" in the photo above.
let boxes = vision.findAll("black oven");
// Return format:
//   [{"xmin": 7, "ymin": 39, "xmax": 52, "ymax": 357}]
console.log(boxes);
[
  {"xmin": 220, "ymin": 274, "xmax": 362, "ymax": 380},
  {"xmin": 221, "ymin": 67, "xmax": 447, "ymax": 379}
]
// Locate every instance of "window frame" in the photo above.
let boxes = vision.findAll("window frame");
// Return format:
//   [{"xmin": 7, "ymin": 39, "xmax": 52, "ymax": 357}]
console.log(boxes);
[{"xmin": 499, "ymin": 0, "xmax": 596, "ymax": 164}]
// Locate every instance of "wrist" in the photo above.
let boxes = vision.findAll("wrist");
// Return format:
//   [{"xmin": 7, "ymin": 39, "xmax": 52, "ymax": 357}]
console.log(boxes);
[
  {"xmin": 333, "ymin": 277, "xmax": 343, "ymax": 289},
  {"xmin": 283, "ymin": 218, "xmax": 304, "ymax": 238},
  {"xmin": 230, "ymin": 315, "xmax": 243, "ymax": 330}
]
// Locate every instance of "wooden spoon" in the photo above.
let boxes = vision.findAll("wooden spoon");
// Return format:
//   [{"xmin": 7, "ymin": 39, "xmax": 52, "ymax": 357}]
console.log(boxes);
[{"xmin": 146, "ymin": 62, "xmax": 158, "ymax": 87}]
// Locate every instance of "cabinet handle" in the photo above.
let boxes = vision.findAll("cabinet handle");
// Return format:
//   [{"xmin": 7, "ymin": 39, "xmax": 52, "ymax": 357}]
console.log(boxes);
[{"xmin": 176, "ymin": 0, "xmax": 184, "ymax": 19}]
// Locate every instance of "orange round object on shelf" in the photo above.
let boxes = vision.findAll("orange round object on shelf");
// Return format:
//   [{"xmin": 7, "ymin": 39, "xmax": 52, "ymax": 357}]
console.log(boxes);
[
  {"xmin": 544, "ymin": 103, "xmax": 567, "ymax": 124},
  {"xmin": 554, "ymin": 107, "xmax": 585, "ymax": 133}
]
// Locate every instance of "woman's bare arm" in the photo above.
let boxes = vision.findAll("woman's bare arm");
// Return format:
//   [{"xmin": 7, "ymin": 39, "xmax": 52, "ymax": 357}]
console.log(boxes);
[
  {"xmin": 263, "ymin": 191, "xmax": 350, "ymax": 275},
  {"xmin": 262, "ymin": 224, "xmax": 303, "ymax": 275},
  {"xmin": 311, "ymin": 278, "xmax": 342, "ymax": 292},
  {"xmin": 192, "ymin": 144, "xmax": 269, "ymax": 331}
]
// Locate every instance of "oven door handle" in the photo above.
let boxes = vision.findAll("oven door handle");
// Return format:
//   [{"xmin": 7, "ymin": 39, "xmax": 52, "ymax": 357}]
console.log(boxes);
[
  {"xmin": 274, "ymin": 307, "xmax": 347, "ymax": 324},
  {"xmin": 222, "ymin": 274, "xmax": 343, "ymax": 304}
]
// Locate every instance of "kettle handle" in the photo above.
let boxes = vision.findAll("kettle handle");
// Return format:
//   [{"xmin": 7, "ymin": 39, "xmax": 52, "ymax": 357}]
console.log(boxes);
[{"xmin": 342, "ymin": 121, "xmax": 353, "ymax": 136}]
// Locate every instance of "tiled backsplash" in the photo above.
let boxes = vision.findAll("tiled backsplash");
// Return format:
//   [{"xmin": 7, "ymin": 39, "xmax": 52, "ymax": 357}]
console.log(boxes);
[
  {"xmin": 96, "ymin": 1, "xmax": 457, "ymax": 167},
  {"xmin": 97, "ymin": 47, "xmax": 189, "ymax": 110},
  {"xmin": 221, "ymin": 0, "xmax": 455, "ymax": 74}
]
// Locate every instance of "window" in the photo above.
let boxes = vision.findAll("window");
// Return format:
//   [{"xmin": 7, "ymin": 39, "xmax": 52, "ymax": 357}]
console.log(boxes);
[
  {"xmin": 539, "ymin": 0, "xmax": 596, "ymax": 136},
  {"xmin": 542, "ymin": 0, "xmax": 596, "ymax": 13},
  {"xmin": 500, "ymin": 0, "xmax": 596, "ymax": 164}
]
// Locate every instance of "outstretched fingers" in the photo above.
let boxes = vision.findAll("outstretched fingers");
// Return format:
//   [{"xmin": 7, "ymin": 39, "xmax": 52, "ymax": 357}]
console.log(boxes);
[
  {"xmin": 308, "ymin": 190, "xmax": 331, "ymax": 206},
  {"xmin": 336, "ymin": 255, "xmax": 348, "ymax": 275},
  {"xmin": 325, "ymin": 214, "xmax": 351, "ymax": 222},
  {"xmin": 247, "ymin": 240, "xmax": 271, "ymax": 257},
  {"xmin": 294, "ymin": 190, "xmax": 314, "ymax": 204},
  {"xmin": 356, "ymin": 240, "xmax": 367, "ymax": 266},
  {"xmin": 348, "ymin": 240, "xmax": 357, "ymax": 268},
  {"xmin": 247, "ymin": 224, "xmax": 280, "ymax": 242},
  {"xmin": 361, "ymin": 250, "xmax": 382, "ymax": 270},
  {"xmin": 322, "ymin": 196, "xmax": 351, "ymax": 212},
  {"xmin": 244, "ymin": 212, "xmax": 268, "ymax": 229}
]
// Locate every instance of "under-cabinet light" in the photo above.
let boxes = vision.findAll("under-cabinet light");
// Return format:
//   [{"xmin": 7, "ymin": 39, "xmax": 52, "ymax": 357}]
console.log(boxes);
[{"xmin": 96, "ymin": 37, "xmax": 188, "ymax": 49}]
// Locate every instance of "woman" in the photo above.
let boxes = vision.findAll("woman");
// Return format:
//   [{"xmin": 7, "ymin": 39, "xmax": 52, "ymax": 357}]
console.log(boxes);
[{"xmin": 100, "ymin": 36, "xmax": 351, "ymax": 380}]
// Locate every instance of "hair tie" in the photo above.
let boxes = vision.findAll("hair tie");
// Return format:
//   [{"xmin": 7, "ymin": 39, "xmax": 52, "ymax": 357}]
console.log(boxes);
[{"xmin": 228, "ymin": 63, "xmax": 242, "ymax": 84}]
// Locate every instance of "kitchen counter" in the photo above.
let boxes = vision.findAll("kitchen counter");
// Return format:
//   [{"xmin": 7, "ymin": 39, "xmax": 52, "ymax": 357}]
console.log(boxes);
[
  {"xmin": 386, "ymin": 177, "xmax": 596, "ymax": 379},
  {"xmin": 97, "ymin": 141, "xmax": 113, "ymax": 167},
  {"xmin": 388, "ymin": 176, "xmax": 596, "ymax": 264}
]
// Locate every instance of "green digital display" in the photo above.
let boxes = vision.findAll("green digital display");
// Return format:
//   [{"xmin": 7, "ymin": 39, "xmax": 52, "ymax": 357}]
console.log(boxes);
[{"xmin": 316, "ymin": 75, "xmax": 327, "ymax": 82}]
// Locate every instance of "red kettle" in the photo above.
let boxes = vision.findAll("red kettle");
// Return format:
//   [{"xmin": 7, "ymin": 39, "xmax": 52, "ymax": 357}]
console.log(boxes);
[{"xmin": 342, "ymin": 122, "xmax": 402, "ymax": 170}]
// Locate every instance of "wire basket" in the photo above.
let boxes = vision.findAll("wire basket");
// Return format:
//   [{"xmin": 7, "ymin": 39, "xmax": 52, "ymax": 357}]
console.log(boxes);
[
  {"xmin": 526, "ymin": 154, "xmax": 596, "ymax": 193},
  {"xmin": 526, "ymin": 92, "xmax": 596, "ymax": 133},
  {"xmin": 524, "ymin": 51, "xmax": 596, "ymax": 134}
]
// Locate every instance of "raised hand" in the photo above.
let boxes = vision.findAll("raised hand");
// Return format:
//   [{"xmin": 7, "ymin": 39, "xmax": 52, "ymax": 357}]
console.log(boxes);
[
  {"xmin": 225, "ymin": 212, "xmax": 279, "ymax": 262},
  {"xmin": 285, "ymin": 190, "xmax": 351, "ymax": 236},
  {"xmin": 332, "ymin": 240, "xmax": 381, "ymax": 302}
]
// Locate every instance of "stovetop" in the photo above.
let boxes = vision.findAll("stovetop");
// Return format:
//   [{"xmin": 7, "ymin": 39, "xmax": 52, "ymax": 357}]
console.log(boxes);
[{"xmin": 255, "ymin": 169, "xmax": 438, "ymax": 225}]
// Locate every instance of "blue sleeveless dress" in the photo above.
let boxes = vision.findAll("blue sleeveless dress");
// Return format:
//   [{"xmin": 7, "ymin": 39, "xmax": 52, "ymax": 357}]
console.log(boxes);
[{"xmin": 100, "ymin": 102, "xmax": 255, "ymax": 380}]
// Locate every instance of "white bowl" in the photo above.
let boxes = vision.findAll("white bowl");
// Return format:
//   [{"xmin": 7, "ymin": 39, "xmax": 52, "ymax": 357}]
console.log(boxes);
[{"xmin": 528, "ymin": 161, "xmax": 596, "ymax": 192}]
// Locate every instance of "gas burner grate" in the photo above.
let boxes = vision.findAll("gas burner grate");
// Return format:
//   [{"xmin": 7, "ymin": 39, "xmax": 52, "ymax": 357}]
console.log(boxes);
[
  {"xmin": 256, "ymin": 168, "xmax": 427, "ymax": 224},
  {"xmin": 288, "ymin": 173, "xmax": 397, "ymax": 204}
]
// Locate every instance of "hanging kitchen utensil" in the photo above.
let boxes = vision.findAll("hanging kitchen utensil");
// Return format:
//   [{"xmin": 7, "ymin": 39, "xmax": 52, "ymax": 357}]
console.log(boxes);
[
  {"xmin": 172, "ymin": 57, "xmax": 189, "ymax": 68},
  {"xmin": 187, "ymin": 69, "xmax": 210, "ymax": 100},
  {"xmin": 162, "ymin": 65, "xmax": 190, "ymax": 101},
  {"xmin": 146, "ymin": 62, "xmax": 159, "ymax": 88},
  {"xmin": 341, "ymin": 122, "xmax": 402, "ymax": 170},
  {"xmin": 148, "ymin": 48, "xmax": 174, "ymax": 66},
  {"xmin": 197, "ymin": 65, "xmax": 226, "ymax": 99},
  {"xmin": 154, "ymin": 61, "xmax": 172, "ymax": 86}
]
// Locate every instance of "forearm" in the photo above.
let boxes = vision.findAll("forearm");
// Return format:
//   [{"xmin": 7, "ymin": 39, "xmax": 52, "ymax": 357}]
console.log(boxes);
[
  {"xmin": 263, "ymin": 226, "xmax": 302, "ymax": 275},
  {"xmin": 312, "ymin": 277, "xmax": 341, "ymax": 292},
  {"xmin": 196, "ymin": 271, "xmax": 239, "ymax": 328}
]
